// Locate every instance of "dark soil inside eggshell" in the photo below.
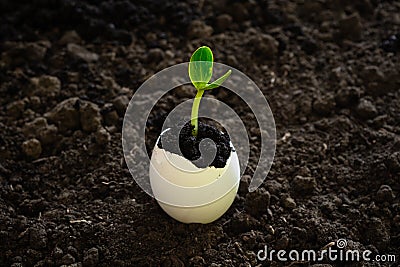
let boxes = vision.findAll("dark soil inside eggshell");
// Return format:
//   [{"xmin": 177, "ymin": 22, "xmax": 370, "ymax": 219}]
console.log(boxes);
[{"xmin": 157, "ymin": 121, "xmax": 232, "ymax": 168}]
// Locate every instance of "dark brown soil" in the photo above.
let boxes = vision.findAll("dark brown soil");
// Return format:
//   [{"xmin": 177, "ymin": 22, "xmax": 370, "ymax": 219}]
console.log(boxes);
[
  {"xmin": 158, "ymin": 121, "xmax": 232, "ymax": 168},
  {"xmin": 1, "ymin": 0, "xmax": 399, "ymax": 266}
]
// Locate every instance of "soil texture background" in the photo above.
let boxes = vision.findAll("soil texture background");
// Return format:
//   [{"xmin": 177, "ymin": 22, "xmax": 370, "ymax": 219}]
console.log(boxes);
[{"xmin": 0, "ymin": 0, "xmax": 399, "ymax": 266}]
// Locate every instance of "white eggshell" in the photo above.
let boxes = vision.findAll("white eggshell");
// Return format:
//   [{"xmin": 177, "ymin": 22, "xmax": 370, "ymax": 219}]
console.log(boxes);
[{"xmin": 149, "ymin": 132, "xmax": 240, "ymax": 224}]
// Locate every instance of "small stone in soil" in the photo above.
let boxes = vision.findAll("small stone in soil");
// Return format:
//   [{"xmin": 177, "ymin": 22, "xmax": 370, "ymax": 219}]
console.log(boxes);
[
  {"xmin": 38, "ymin": 124, "xmax": 59, "ymax": 145},
  {"xmin": 80, "ymin": 101, "xmax": 102, "ymax": 133},
  {"xmin": 31, "ymin": 75, "xmax": 61, "ymax": 97},
  {"xmin": 6, "ymin": 100, "xmax": 26, "ymax": 118},
  {"xmin": 355, "ymin": 98, "xmax": 378, "ymax": 120},
  {"xmin": 245, "ymin": 188, "xmax": 271, "ymax": 217},
  {"xmin": 23, "ymin": 117, "xmax": 59, "ymax": 145},
  {"xmin": 22, "ymin": 139, "xmax": 42, "ymax": 159},
  {"xmin": 264, "ymin": 180, "xmax": 282, "ymax": 196},
  {"xmin": 376, "ymin": 185, "xmax": 395, "ymax": 203},
  {"xmin": 67, "ymin": 43, "xmax": 99, "ymax": 62},
  {"xmin": 291, "ymin": 175, "xmax": 317, "ymax": 194},
  {"xmin": 282, "ymin": 195, "xmax": 297, "ymax": 209},
  {"xmin": 45, "ymin": 97, "xmax": 81, "ymax": 133},
  {"xmin": 95, "ymin": 127, "xmax": 111, "ymax": 146}
]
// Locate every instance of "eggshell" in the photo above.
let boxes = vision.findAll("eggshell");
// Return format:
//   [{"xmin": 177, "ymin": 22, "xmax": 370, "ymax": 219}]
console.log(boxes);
[{"xmin": 149, "ymin": 131, "xmax": 240, "ymax": 224}]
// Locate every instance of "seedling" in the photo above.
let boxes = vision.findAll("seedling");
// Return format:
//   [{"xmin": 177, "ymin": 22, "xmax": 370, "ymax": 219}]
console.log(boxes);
[
  {"xmin": 188, "ymin": 46, "xmax": 231, "ymax": 136},
  {"xmin": 149, "ymin": 46, "xmax": 240, "ymax": 224}
]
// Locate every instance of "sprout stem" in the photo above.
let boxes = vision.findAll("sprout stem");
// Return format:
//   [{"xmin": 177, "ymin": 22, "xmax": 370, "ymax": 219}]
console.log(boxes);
[
  {"xmin": 188, "ymin": 46, "xmax": 231, "ymax": 137},
  {"xmin": 191, "ymin": 89, "xmax": 205, "ymax": 136}
]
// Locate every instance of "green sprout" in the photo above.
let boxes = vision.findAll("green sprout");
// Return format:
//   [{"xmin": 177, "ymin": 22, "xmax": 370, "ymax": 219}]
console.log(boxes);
[{"xmin": 188, "ymin": 46, "xmax": 232, "ymax": 136}]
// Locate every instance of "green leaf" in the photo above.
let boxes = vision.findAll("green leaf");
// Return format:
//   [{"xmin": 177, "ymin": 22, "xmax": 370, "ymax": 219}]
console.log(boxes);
[
  {"xmin": 203, "ymin": 70, "xmax": 232, "ymax": 90},
  {"xmin": 189, "ymin": 46, "xmax": 213, "ymax": 90}
]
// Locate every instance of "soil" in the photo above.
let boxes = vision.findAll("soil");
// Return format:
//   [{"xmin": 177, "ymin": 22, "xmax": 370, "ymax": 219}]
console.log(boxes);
[
  {"xmin": 1, "ymin": 0, "xmax": 400, "ymax": 267},
  {"xmin": 157, "ymin": 121, "xmax": 232, "ymax": 169}
]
